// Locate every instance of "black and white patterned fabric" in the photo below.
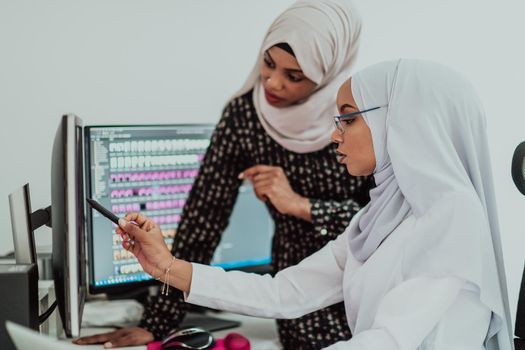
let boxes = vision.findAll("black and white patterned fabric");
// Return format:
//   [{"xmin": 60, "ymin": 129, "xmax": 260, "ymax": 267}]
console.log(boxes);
[{"xmin": 139, "ymin": 91, "xmax": 373, "ymax": 349}]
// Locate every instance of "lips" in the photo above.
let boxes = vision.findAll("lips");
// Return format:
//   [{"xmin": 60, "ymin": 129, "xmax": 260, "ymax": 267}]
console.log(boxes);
[
  {"xmin": 336, "ymin": 150, "xmax": 346, "ymax": 163},
  {"xmin": 264, "ymin": 89, "xmax": 284, "ymax": 104}
]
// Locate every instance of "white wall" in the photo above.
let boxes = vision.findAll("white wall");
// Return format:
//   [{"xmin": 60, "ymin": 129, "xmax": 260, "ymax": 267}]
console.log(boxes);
[
  {"xmin": 1, "ymin": 0, "xmax": 525, "ymax": 324},
  {"xmin": 0, "ymin": 0, "xmax": 294, "ymax": 247}
]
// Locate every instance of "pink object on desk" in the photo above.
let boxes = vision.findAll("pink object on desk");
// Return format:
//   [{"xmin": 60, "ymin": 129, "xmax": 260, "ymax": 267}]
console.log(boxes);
[
  {"xmin": 146, "ymin": 332, "xmax": 250, "ymax": 350},
  {"xmin": 212, "ymin": 333, "xmax": 250, "ymax": 350},
  {"xmin": 146, "ymin": 341, "xmax": 162, "ymax": 350}
]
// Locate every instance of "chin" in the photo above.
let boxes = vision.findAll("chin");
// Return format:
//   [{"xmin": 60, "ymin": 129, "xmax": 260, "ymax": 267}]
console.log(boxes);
[
  {"xmin": 346, "ymin": 164, "xmax": 358, "ymax": 176},
  {"xmin": 268, "ymin": 100, "xmax": 291, "ymax": 108},
  {"xmin": 346, "ymin": 164, "xmax": 371, "ymax": 177}
]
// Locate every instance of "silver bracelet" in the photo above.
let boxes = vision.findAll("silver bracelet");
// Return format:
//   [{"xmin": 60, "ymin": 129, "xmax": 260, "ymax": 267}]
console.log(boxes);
[{"xmin": 160, "ymin": 257, "xmax": 176, "ymax": 296}]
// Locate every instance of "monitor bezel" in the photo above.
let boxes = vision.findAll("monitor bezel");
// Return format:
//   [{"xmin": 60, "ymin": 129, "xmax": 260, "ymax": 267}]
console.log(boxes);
[{"xmin": 84, "ymin": 123, "xmax": 273, "ymax": 295}]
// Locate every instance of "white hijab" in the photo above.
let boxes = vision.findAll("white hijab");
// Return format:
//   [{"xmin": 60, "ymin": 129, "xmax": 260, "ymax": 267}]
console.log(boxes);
[
  {"xmin": 234, "ymin": 0, "xmax": 361, "ymax": 153},
  {"xmin": 348, "ymin": 59, "xmax": 513, "ymax": 349}
]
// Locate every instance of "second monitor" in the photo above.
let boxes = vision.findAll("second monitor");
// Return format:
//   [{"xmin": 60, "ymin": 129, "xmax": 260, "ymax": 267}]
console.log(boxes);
[{"xmin": 85, "ymin": 124, "xmax": 274, "ymax": 295}]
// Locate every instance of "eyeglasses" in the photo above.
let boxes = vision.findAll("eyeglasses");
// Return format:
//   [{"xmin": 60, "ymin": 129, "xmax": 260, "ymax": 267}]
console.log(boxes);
[{"xmin": 333, "ymin": 106, "xmax": 383, "ymax": 134}]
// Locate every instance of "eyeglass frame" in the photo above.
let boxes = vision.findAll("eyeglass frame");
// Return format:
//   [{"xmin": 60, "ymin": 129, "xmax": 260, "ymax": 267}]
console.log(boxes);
[{"xmin": 333, "ymin": 106, "xmax": 383, "ymax": 134}]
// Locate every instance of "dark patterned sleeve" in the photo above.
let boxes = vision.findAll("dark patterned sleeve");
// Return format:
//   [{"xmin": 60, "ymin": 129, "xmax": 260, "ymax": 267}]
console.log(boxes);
[
  {"xmin": 309, "ymin": 176, "xmax": 372, "ymax": 240},
  {"xmin": 139, "ymin": 100, "xmax": 249, "ymax": 339}
]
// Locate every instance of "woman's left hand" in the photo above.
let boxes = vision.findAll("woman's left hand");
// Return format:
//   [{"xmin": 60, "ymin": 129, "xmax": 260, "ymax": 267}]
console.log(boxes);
[{"xmin": 239, "ymin": 165, "xmax": 311, "ymax": 222}]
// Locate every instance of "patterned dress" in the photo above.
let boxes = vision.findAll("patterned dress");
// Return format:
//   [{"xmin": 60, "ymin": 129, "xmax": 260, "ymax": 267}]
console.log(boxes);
[{"xmin": 139, "ymin": 91, "xmax": 373, "ymax": 349}]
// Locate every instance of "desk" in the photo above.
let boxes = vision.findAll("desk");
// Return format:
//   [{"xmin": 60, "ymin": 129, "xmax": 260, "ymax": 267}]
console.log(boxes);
[
  {"xmin": 11, "ymin": 286, "xmax": 280, "ymax": 350},
  {"xmin": 6, "ymin": 313, "xmax": 279, "ymax": 350},
  {"xmin": 77, "ymin": 312, "xmax": 280, "ymax": 350}
]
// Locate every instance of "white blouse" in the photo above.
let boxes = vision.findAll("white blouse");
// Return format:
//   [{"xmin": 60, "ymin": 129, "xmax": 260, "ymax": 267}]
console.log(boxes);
[{"xmin": 186, "ymin": 212, "xmax": 491, "ymax": 349}]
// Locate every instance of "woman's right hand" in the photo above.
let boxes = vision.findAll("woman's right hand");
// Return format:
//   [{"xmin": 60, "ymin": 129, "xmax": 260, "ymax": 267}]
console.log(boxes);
[
  {"xmin": 116, "ymin": 212, "xmax": 173, "ymax": 279},
  {"xmin": 73, "ymin": 326, "xmax": 154, "ymax": 348}
]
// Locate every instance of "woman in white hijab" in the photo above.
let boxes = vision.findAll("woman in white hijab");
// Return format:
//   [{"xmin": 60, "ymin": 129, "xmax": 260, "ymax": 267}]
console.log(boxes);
[
  {"xmin": 75, "ymin": 0, "xmax": 369, "ymax": 348},
  {"xmin": 114, "ymin": 58, "xmax": 513, "ymax": 349}
]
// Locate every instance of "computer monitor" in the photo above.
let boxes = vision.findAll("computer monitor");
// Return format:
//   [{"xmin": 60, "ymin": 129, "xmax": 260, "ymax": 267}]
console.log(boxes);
[
  {"xmin": 84, "ymin": 124, "xmax": 274, "ymax": 295},
  {"xmin": 50, "ymin": 114, "xmax": 87, "ymax": 337},
  {"xmin": 8, "ymin": 184, "xmax": 37, "ymax": 265}
]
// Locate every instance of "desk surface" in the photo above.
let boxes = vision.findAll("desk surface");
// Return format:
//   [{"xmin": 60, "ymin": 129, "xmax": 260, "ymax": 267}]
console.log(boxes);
[{"xmin": 77, "ymin": 312, "xmax": 280, "ymax": 350}]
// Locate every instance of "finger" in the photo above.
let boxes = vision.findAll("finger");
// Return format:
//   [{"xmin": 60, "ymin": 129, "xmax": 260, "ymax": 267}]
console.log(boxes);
[
  {"xmin": 253, "ymin": 190, "xmax": 268, "ymax": 202},
  {"xmin": 239, "ymin": 165, "xmax": 275, "ymax": 179},
  {"xmin": 118, "ymin": 219, "xmax": 147, "ymax": 242},
  {"xmin": 239, "ymin": 165, "xmax": 259, "ymax": 179},
  {"xmin": 105, "ymin": 333, "xmax": 144, "ymax": 348},
  {"xmin": 254, "ymin": 185, "xmax": 275, "ymax": 200},
  {"xmin": 143, "ymin": 218, "xmax": 158, "ymax": 231},
  {"xmin": 123, "ymin": 239, "xmax": 134, "ymax": 251},
  {"xmin": 116, "ymin": 229, "xmax": 130, "ymax": 243},
  {"xmin": 252, "ymin": 179, "xmax": 274, "ymax": 190},
  {"xmin": 73, "ymin": 330, "xmax": 121, "ymax": 345},
  {"xmin": 118, "ymin": 232, "xmax": 130, "ymax": 244},
  {"xmin": 123, "ymin": 212, "xmax": 150, "ymax": 227},
  {"xmin": 252, "ymin": 172, "xmax": 276, "ymax": 182},
  {"xmin": 253, "ymin": 186, "xmax": 273, "ymax": 202}
]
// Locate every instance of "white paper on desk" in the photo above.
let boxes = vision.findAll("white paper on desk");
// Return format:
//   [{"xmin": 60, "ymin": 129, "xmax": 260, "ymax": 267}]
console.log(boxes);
[
  {"xmin": 6, "ymin": 321, "xmax": 82, "ymax": 350},
  {"xmin": 82, "ymin": 299, "xmax": 144, "ymax": 328}
]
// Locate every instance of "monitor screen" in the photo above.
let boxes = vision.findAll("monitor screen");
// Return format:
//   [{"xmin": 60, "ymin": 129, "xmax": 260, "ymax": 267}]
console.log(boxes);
[{"xmin": 85, "ymin": 124, "xmax": 274, "ymax": 294}]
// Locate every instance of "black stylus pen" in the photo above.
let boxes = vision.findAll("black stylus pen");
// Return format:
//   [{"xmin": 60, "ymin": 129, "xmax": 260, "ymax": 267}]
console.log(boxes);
[{"xmin": 86, "ymin": 198, "xmax": 120, "ymax": 225}]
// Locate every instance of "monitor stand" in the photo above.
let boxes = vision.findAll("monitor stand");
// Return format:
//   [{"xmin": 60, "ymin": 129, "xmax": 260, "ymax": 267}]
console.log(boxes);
[{"xmin": 8, "ymin": 183, "xmax": 52, "ymax": 265}]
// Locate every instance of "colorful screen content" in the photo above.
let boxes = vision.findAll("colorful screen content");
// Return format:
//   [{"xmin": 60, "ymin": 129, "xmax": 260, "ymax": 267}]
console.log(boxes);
[{"xmin": 85, "ymin": 125, "xmax": 274, "ymax": 291}]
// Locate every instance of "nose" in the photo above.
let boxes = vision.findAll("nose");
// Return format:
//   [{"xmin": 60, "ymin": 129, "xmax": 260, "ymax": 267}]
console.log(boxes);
[
  {"xmin": 331, "ymin": 129, "xmax": 343, "ymax": 144},
  {"xmin": 266, "ymin": 73, "xmax": 284, "ymax": 91}
]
